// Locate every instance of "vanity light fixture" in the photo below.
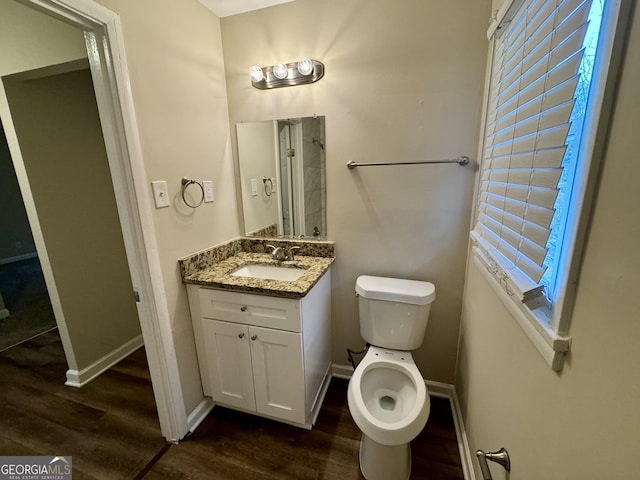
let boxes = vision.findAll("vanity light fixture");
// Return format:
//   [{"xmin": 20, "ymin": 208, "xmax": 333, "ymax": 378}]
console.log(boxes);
[
  {"xmin": 272, "ymin": 63, "xmax": 289, "ymax": 79},
  {"xmin": 249, "ymin": 65, "xmax": 264, "ymax": 83},
  {"xmin": 297, "ymin": 58, "xmax": 314, "ymax": 75},
  {"xmin": 250, "ymin": 59, "xmax": 324, "ymax": 89}
]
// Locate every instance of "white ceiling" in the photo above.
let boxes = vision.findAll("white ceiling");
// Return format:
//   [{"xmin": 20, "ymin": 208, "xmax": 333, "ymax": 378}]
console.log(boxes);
[{"xmin": 199, "ymin": 0, "xmax": 297, "ymax": 18}]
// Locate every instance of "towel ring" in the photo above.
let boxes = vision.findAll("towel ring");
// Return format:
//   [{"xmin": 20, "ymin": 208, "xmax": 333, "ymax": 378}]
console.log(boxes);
[
  {"xmin": 262, "ymin": 176, "xmax": 273, "ymax": 197},
  {"xmin": 181, "ymin": 177, "xmax": 204, "ymax": 208}
]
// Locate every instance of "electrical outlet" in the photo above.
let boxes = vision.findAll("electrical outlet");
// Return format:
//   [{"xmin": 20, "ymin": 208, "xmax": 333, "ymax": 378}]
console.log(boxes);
[
  {"xmin": 203, "ymin": 180, "xmax": 214, "ymax": 203},
  {"xmin": 151, "ymin": 181, "xmax": 170, "ymax": 208}
]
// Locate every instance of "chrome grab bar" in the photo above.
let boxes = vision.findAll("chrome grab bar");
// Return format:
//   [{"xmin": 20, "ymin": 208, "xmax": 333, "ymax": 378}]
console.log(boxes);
[
  {"xmin": 476, "ymin": 448, "xmax": 511, "ymax": 480},
  {"xmin": 346, "ymin": 156, "xmax": 469, "ymax": 169}
]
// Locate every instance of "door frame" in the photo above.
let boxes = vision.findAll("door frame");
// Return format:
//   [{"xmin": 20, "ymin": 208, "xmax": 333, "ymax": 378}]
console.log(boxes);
[{"xmin": 4, "ymin": 0, "xmax": 187, "ymax": 441}]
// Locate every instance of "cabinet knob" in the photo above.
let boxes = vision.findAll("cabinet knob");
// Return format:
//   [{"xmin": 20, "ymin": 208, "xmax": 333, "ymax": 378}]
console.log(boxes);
[
  {"xmin": 238, "ymin": 333, "xmax": 245, "ymax": 339},
  {"xmin": 240, "ymin": 306, "xmax": 247, "ymax": 312},
  {"xmin": 251, "ymin": 335, "xmax": 258, "ymax": 341}
]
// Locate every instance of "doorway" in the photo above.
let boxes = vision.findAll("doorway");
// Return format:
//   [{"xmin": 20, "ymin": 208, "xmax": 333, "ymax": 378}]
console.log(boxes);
[
  {"xmin": 0, "ymin": 0, "xmax": 184, "ymax": 441},
  {"xmin": 3, "ymin": 61, "xmax": 143, "ymax": 382},
  {"xmin": 0, "ymin": 121, "xmax": 55, "ymax": 351}
]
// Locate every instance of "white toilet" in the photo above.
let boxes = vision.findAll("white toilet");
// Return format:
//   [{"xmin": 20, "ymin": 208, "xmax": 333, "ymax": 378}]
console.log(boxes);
[{"xmin": 347, "ymin": 275, "xmax": 436, "ymax": 480}]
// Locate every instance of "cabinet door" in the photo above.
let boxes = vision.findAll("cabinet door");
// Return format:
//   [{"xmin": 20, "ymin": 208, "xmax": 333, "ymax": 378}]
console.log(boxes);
[
  {"xmin": 202, "ymin": 320, "xmax": 255, "ymax": 412},
  {"xmin": 249, "ymin": 326, "xmax": 305, "ymax": 424}
]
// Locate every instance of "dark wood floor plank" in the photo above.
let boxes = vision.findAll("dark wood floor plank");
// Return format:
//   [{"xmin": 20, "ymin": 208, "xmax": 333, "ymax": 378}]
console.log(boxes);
[
  {"xmin": 313, "ymin": 379, "xmax": 362, "ymax": 442},
  {"xmin": 109, "ymin": 347, "xmax": 153, "ymax": 381},
  {"xmin": 147, "ymin": 378, "xmax": 464, "ymax": 480},
  {"xmin": 0, "ymin": 400, "xmax": 165, "ymax": 478},
  {"xmin": 0, "ymin": 380, "xmax": 107, "ymax": 433},
  {"xmin": 54, "ymin": 365, "xmax": 161, "ymax": 430},
  {"xmin": 0, "ymin": 330, "xmax": 463, "ymax": 480},
  {"xmin": 0, "ymin": 338, "xmax": 67, "ymax": 369},
  {"xmin": 0, "ymin": 437, "xmax": 44, "ymax": 457},
  {"xmin": 0, "ymin": 358, "xmax": 63, "ymax": 395},
  {"xmin": 0, "ymin": 331, "xmax": 167, "ymax": 480}
]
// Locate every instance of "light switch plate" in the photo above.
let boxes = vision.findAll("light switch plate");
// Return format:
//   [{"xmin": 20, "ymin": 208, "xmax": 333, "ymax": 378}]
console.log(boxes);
[
  {"xmin": 251, "ymin": 178, "xmax": 258, "ymax": 197},
  {"xmin": 203, "ymin": 180, "xmax": 214, "ymax": 203},
  {"xmin": 151, "ymin": 181, "xmax": 170, "ymax": 208}
]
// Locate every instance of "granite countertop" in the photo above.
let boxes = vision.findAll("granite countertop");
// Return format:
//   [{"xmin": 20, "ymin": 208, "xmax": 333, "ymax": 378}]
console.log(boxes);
[{"xmin": 182, "ymin": 251, "xmax": 333, "ymax": 299}]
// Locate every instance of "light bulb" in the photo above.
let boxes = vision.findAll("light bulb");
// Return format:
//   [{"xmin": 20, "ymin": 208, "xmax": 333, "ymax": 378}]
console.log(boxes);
[
  {"xmin": 249, "ymin": 65, "xmax": 264, "ymax": 83},
  {"xmin": 297, "ymin": 58, "xmax": 314, "ymax": 76},
  {"xmin": 272, "ymin": 63, "xmax": 289, "ymax": 80}
]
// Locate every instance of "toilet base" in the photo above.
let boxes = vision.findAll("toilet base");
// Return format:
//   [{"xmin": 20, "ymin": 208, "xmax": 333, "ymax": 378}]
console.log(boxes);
[{"xmin": 359, "ymin": 434, "xmax": 411, "ymax": 480}]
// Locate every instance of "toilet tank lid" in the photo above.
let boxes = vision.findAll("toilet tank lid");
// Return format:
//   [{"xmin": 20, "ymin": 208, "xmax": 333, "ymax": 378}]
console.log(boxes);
[{"xmin": 355, "ymin": 275, "xmax": 436, "ymax": 305}]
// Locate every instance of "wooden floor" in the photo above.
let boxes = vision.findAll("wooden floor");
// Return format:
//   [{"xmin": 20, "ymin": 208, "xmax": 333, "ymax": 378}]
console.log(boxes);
[{"xmin": 0, "ymin": 331, "xmax": 463, "ymax": 479}]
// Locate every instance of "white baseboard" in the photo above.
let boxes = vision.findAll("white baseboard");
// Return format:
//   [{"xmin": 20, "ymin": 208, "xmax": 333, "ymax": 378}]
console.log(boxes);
[
  {"xmin": 0, "ymin": 252, "xmax": 38, "ymax": 265},
  {"xmin": 330, "ymin": 362, "xmax": 476, "ymax": 480},
  {"xmin": 65, "ymin": 334, "xmax": 144, "ymax": 388},
  {"xmin": 331, "ymin": 362, "xmax": 354, "ymax": 379},
  {"xmin": 187, "ymin": 396, "xmax": 215, "ymax": 434}
]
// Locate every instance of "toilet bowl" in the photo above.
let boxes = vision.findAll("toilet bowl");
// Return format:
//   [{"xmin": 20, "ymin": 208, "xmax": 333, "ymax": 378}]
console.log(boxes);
[{"xmin": 348, "ymin": 346, "xmax": 430, "ymax": 446}]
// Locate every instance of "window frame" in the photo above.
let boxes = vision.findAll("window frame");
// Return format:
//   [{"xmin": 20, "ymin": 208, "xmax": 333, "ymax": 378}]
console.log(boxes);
[{"xmin": 471, "ymin": 0, "xmax": 632, "ymax": 370}]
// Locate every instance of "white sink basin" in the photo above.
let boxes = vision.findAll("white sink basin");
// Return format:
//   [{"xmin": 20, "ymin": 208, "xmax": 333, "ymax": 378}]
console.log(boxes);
[{"xmin": 231, "ymin": 264, "xmax": 306, "ymax": 281}]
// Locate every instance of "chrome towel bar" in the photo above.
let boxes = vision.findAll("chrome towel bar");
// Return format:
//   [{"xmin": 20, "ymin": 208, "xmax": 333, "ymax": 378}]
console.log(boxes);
[{"xmin": 346, "ymin": 156, "xmax": 469, "ymax": 169}]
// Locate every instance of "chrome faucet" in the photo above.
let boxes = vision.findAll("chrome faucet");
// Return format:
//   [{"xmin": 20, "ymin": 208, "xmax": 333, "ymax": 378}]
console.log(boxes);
[
  {"xmin": 286, "ymin": 246, "xmax": 300, "ymax": 261},
  {"xmin": 266, "ymin": 244, "xmax": 286, "ymax": 261}
]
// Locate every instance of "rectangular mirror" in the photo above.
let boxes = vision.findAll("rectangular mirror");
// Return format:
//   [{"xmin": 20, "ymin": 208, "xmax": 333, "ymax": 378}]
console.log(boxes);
[{"xmin": 237, "ymin": 116, "xmax": 326, "ymax": 239}]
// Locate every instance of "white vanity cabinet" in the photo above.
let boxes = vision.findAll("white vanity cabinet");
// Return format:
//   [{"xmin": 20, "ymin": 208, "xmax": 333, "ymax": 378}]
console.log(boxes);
[{"xmin": 186, "ymin": 269, "xmax": 331, "ymax": 428}]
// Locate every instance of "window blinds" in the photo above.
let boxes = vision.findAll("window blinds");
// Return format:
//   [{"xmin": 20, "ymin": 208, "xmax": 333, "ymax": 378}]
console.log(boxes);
[{"xmin": 471, "ymin": 0, "xmax": 592, "ymax": 302}]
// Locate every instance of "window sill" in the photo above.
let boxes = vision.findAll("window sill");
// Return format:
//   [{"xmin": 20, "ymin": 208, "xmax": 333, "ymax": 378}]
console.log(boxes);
[{"xmin": 472, "ymin": 253, "xmax": 570, "ymax": 372}]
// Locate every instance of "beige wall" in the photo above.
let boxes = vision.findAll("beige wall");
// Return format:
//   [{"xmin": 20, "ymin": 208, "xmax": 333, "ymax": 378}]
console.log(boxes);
[
  {"xmin": 0, "ymin": 0, "xmax": 87, "ymax": 77},
  {"xmin": 221, "ymin": 0, "xmax": 491, "ymax": 382},
  {"xmin": 92, "ymin": 0, "xmax": 240, "ymax": 412},
  {"xmin": 4, "ymin": 68, "xmax": 141, "ymax": 367},
  {"xmin": 457, "ymin": 2, "xmax": 640, "ymax": 479},
  {"xmin": 0, "ymin": 0, "xmax": 86, "ymax": 261}
]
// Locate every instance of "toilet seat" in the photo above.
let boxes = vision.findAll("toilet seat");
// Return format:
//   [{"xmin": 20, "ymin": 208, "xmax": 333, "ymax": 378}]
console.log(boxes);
[{"xmin": 348, "ymin": 346, "xmax": 430, "ymax": 446}]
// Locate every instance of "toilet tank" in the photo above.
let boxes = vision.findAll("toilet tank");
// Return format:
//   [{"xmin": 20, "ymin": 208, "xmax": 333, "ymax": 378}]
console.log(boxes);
[{"xmin": 355, "ymin": 275, "xmax": 436, "ymax": 351}]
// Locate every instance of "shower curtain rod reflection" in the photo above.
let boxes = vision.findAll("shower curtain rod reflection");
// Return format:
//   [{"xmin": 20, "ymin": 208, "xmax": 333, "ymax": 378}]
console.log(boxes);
[{"xmin": 346, "ymin": 156, "xmax": 469, "ymax": 169}]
